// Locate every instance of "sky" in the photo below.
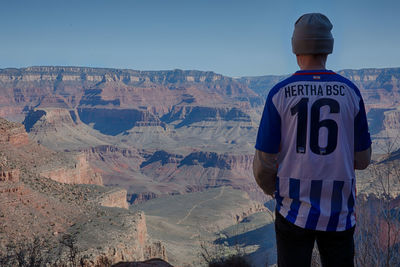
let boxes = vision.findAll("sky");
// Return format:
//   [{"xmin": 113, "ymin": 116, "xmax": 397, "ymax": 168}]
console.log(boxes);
[{"xmin": 0, "ymin": 0, "xmax": 399, "ymax": 77}]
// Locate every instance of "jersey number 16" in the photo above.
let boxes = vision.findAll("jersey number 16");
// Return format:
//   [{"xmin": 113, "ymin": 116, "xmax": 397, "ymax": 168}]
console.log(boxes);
[{"xmin": 290, "ymin": 97, "xmax": 340, "ymax": 155}]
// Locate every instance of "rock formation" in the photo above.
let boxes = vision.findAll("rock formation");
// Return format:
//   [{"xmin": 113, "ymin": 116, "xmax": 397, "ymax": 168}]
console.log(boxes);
[
  {"xmin": 86, "ymin": 146, "xmax": 264, "ymax": 203},
  {"xmin": 0, "ymin": 66, "xmax": 260, "ymax": 120},
  {"xmin": 0, "ymin": 116, "xmax": 103, "ymax": 186},
  {"xmin": 0, "ymin": 66, "xmax": 399, "ymax": 204},
  {"xmin": 39, "ymin": 153, "xmax": 102, "ymax": 185},
  {"xmin": 131, "ymin": 187, "xmax": 268, "ymax": 266},
  {"xmin": 0, "ymin": 66, "xmax": 399, "ymax": 266},
  {"xmin": 0, "ymin": 116, "xmax": 167, "ymax": 266},
  {"xmin": 383, "ymin": 109, "xmax": 400, "ymax": 130},
  {"xmin": 0, "ymin": 169, "xmax": 20, "ymax": 182},
  {"xmin": 67, "ymin": 211, "xmax": 168, "ymax": 265},
  {"xmin": 0, "ymin": 118, "xmax": 29, "ymax": 145},
  {"xmin": 97, "ymin": 187, "xmax": 130, "ymax": 209}
]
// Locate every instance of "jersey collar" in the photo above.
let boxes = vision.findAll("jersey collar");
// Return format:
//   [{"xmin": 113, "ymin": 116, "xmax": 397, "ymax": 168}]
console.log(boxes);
[{"xmin": 293, "ymin": 69, "xmax": 336, "ymax": 76}]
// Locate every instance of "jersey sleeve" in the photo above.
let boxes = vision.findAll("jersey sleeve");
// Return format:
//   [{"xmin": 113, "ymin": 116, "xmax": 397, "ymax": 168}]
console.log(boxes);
[
  {"xmin": 354, "ymin": 97, "xmax": 371, "ymax": 152},
  {"xmin": 255, "ymin": 92, "xmax": 281, "ymax": 153}
]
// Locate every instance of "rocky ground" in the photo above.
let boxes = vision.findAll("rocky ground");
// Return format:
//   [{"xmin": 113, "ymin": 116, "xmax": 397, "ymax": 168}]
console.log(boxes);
[
  {"xmin": 0, "ymin": 117, "xmax": 167, "ymax": 266},
  {"xmin": 131, "ymin": 187, "xmax": 270, "ymax": 266}
]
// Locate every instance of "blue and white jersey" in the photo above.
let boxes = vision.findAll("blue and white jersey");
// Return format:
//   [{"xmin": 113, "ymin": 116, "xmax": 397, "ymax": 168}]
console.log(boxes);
[{"xmin": 255, "ymin": 69, "xmax": 371, "ymax": 231}]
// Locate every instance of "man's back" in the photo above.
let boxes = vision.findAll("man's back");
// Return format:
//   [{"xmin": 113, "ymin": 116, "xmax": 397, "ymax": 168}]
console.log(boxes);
[
  {"xmin": 255, "ymin": 69, "xmax": 371, "ymax": 231},
  {"xmin": 253, "ymin": 13, "xmax": 372, "ymax": 267}
]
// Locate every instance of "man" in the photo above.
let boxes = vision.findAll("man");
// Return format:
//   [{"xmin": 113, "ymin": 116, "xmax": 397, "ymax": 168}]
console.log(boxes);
[{"xmin": 253, "ymin": 13, "xmax": 372, "ymax": 267}]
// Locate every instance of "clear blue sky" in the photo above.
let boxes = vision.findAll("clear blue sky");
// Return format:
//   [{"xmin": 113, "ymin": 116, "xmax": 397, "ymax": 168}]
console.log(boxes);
[{"xmin": 0, "ymin": 0, "xmax": 399, "ymax": 77}]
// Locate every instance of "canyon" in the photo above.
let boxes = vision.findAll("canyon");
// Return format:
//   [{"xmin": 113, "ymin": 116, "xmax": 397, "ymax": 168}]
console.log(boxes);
[
  {"xmin": 0, "ymin": 117, "xmax": 167, "ymax": 265},
  {"xmin": 0, "ymin": 66, "xmax": 399, "ymax": 266},
  {"xmin": 1, "ymin": 66, "xmax": 398, "ymax": 201}
]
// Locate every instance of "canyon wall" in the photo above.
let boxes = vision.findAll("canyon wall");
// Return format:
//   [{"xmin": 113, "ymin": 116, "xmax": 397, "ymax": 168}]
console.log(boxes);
[
  {"xmin": 85, "ymin": 145, "xmax": 263, "ymax": 203},
  {"xmin": 0, "ymin": 66, "xmax": 260, "ymax": 121},
  {"xmin": 1, "ymin": 66, "xmax": 399, "ymax": 206},
  {"xmin": 383, "ymin": 109, "xmax": 400, "ymax": 130},
  {"xmin": 69, "ymin": 211, "xmax": 167, "ymax": 265},
  {"xmin": 0, "ymin": 116, "xmax": 166, "ymax": 265},
  {"xmin": 0, "ymin": 119, "xmax": 29, "ymax": 145},
  {"xmin": 96, "ymin": 187, "xmax": 129, "ymax": 209},
  {"xmin": 40, "ymin": 153, "xmax": 102, "ymax": 185}
]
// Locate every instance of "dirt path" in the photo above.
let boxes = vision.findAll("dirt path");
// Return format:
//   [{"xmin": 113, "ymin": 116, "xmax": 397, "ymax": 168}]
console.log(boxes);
[{"xmin": 176, "ymin": 186, "xmax": 225, "ymax": 225}]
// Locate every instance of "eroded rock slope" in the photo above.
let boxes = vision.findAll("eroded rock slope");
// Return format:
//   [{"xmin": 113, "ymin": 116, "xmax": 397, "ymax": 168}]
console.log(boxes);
[{"xmin": 0, "ymin": 117, "xmax": 166, "ymax": 265}]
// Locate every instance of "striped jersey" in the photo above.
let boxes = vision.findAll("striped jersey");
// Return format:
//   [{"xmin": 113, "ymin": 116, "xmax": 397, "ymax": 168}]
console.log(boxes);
[{"xmin": 255, "ymin": 69, "xmax": 371, "ymax": 231}]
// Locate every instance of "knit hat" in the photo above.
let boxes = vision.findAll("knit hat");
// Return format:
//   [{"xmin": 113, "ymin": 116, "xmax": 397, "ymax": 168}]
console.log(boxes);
[{"xmin": 292, "ymin": 13, "xmax": 334, "ymax": 55}]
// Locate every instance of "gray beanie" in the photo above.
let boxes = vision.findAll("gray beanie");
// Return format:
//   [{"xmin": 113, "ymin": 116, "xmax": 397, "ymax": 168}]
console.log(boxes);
[{"xmin": 292, "ymin": 13, "xmax": 334, "ymax": 55}]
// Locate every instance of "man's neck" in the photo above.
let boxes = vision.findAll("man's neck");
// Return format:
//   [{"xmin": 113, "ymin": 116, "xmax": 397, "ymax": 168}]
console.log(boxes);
[
  {"xmin": 296, "ymin": 54, "xmax": 327, "ymax": 70},
  {"xmin": 300, "ymin": 65, "xmax": 326, "ymax": 70}
]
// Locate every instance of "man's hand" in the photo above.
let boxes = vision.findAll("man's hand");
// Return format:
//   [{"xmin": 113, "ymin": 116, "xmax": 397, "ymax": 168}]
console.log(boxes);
[
  {"xmin": 354, "ymin": 146, "xmax": 372, "ymax": 170},
  {"xmin": 253, "ymin": 149, "xmax": 278, "ymax": 196}
]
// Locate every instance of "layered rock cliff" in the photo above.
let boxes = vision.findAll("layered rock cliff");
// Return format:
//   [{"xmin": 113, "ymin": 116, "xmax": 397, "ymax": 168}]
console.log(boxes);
[
  {"xmin": 0, "ymin": 116, "xmax": 166, "ymax": 265},
  {"xmin": 383, "ymin": 109, "xmax": 400, "ymax": 130},
  {"xmin": 0, "ymin": 66, "xmax": 261, "ymax": 121},
  {"xmin": 85, "ymin": 145, "xmax": 264, "ymax": 203},
  {"xmin": 22, "ymin": 108, "xmax": 110, "ymax": 151},
  {"xmin": 0, "ymin": 118, "xmax": 29, "ymax": 145},
  {"xmin": 1, "ymin": 66, "xmax": 399, "ymax": 207},
  {"xmin": 39, "ymin": 153, "xmax": 102, "ymax": 185},
  {"xmin": 96, "ymin": 187, "xmax": 129, "ymax": 209},
  {"xmin": 160, "ymin": 105, "xmax": 251, "ymax": 128},
  {"xmin": 66, "ymin": 211, "xmax": 167, "ymax": 265},
  {"xmin": 338, "ymin": 68, "xmax": 400, "ymax": 109},
  {"xmin": 0, "ymin": 116, "xmax": 103, "ymax": 186}
]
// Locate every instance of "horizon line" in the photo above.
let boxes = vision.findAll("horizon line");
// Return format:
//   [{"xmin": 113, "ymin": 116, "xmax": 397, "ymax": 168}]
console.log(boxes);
[{"xmin": 0, "ymin": 65, "xmax": 399, "ymax": 79}]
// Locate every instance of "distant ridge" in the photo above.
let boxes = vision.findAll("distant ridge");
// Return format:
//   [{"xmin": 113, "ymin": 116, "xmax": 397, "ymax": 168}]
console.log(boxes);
[
  {"xmin": 0, "ymin": 66, "xmax": 224, "ymax": 78},
  {"xmin": 238, "ymin": 66, "xmax": 400, "ymax": 97}
]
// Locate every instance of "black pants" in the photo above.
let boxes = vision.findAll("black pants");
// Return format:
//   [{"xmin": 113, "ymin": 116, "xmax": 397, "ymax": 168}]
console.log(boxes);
[{"xmin": 275, "ymin": 211, "xmax": 355, "ymax": 267}]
